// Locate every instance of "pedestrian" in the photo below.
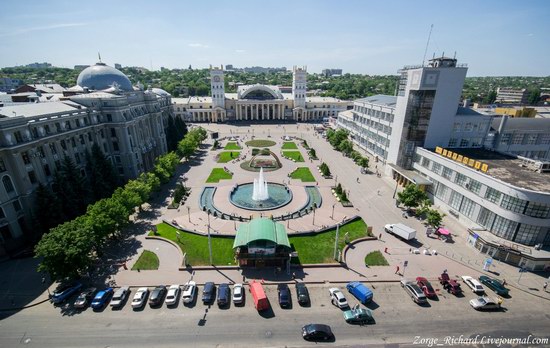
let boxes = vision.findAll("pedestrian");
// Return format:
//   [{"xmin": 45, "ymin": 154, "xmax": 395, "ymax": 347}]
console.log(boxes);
[
  {"xmin": 502, "ymin": 279, "xmax": 507, "ymax": 286},
  {"xmin": 378, "ymin": 233, "xmax": 382, "ymax": 240},
  {"xmin": 395, "ymin": 265, "xmax": 400, "ymax": 274},
  {"xmin": 544, "ymin": 282, "xmax": 548, "ymax": 292},
  {"xmin": 377, "ymin": 190, "xmax": 380, "ymax": 195},
  {"xmin": 384, "ymin": 247, "xmax": 388, "ymax": 254},
  {"xmin": 356, "ymin": 177, "xmax": 359, "ymax": 183}
]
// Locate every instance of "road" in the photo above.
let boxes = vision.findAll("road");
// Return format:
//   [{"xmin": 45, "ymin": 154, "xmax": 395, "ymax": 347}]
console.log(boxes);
[{"xmin": 1, "ymin": 283, "xmax": 548, "ymax": 347}]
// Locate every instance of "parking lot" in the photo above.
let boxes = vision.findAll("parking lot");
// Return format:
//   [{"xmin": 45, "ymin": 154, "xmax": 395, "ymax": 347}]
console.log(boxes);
[{"xmin": 1, "ymin": 282, "xmax": 549, "ymax": 347}]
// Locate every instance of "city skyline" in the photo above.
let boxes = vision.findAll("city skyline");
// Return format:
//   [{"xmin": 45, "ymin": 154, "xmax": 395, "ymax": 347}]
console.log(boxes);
[{"xmin": 1, "ymin": 0, "xmax": 549, "ymax": 76}]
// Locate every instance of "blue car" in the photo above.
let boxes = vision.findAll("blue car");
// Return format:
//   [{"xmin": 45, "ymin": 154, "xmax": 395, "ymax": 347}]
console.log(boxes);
[
  {"xmin": 91, "ymin": 288, "xmax": 114, "ymax": 309},
  {"xmin": 51, "ymin": 282, "xmax": 83, "ymax": 304}
]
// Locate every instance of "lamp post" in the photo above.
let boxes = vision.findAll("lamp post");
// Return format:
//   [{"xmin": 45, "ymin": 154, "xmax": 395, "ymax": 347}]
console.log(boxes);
[
  {"xmin": 207, "ymin": 211, "xmax": 213, "ymax": 265},
  {"xmin": 334, "ymin": 175, "xmax": 338, "ymax": 186},
  {"xmin": 333, "ymin": 223, "xmax": 340, "ymax": 260},
  {"xmin": 187, "ymin": 206, "xmax": 191, "ymax": 223},
  {"xmin": 312, "ymin": 206, "xmax": 316, "ymax": 226},
  {"xmin": 42, "ymin": 273, "xmax": 51, "ymax": 297},
  {"xmin": 331, "ymin": 203, "xmax": 336, "ymax": 219}
]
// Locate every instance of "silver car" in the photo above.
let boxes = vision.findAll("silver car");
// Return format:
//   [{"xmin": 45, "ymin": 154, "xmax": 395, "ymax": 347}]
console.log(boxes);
[
  {"xmin": 182, "ymin": 281, "xmax": 197, "ymax": 304},
  {"xmin": 110, "ymin": 287, "xmax": 130, "ymax": 308},
  {"xmin": 131, "ymin": 287, "xmax": 149, "ymax": 309},
  {"xmin": 400, "ymin": 279, "xmax": 427, "ymax": 304},
  {"xmin": 232, "ymin": 283, "xmax": 244, "ymax": 305},
  {"xmin": 470, "ymin": 296, "xmax": 501, "ymax": 310},
  {"xmin": 165, "ymin": 285, "xmax": 180, "ymax": 306}
]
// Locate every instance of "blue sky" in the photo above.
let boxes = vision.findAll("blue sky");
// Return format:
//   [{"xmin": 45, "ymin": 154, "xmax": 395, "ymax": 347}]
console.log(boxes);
[{"xmin": 1, "ymin": 0, "xmax": 549, "ymax": 76}]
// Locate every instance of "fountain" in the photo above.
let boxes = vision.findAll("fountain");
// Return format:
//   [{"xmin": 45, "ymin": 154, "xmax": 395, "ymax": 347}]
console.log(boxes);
[{"xmin": 252, "ymin": 168, "xmax": 269, "ymax": 201}]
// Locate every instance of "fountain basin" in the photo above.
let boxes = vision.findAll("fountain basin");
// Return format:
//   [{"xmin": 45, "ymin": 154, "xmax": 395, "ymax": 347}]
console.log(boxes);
[{"xmin": 230, "ymin": 183, "xmax": 292, "ymax": 211}]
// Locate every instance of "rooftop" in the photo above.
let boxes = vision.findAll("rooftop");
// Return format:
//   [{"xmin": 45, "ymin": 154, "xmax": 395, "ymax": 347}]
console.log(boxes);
[
  {"xmin": 233, "ymin": 217, "xmax": 290, "ymax": 249},
  {"xmin": 491, "ymin": 116, "xmax": 550, "ymax": 132},
  {"xmin": 356, "ymin": 94, "xmax": 397, "ymax": 108},
  {"xmin": 0, "ymin": 101, "xmax": 85, "ymax": 118},
  {"xmin": 433, "ymin": 148, "xmax": 550, "ymax": 192}
]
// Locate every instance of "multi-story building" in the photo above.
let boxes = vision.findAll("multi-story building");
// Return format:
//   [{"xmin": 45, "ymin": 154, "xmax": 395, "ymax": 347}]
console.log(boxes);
[
  {"xmin": 0, "ymin": 62, "xmax": 173, "ymax": 256},
  {"xmin": 337, "ymin": 57, "xmax": 550, "ymax": 269},
  {"xmin": 173, "ymin": 65, "xmax": 351, "ymax": 123},
  {"xmin": 496, "ymin": 87, "xmax": 529, "ymax": 105},
  {"xmin": 322, "ymin": 68, "xmax": 343, "ymax": 77},
  {"xmin": 0, "ymin": 78, "xmax": 23, "ymax": 93}
]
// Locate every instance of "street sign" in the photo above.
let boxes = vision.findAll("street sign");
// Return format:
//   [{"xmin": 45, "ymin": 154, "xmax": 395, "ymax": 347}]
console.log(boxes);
[{"xmin": 519, "ymin": 267, "xmax": 528, "ymax": 273}]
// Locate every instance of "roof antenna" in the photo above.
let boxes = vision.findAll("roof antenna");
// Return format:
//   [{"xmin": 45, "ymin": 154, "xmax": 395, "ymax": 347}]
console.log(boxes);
[
  {"xmin": 422, "ymin": 24, "xmax": 434, "ymax": 67},
  {"xmin": 98, "ymin": 52, "xmax": 102, "ymax": 63}
]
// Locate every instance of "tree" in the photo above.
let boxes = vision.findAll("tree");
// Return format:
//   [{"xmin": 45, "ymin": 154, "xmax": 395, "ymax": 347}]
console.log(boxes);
[
  {"xmin": 338, "ymin": 139, "xmax": 354, "ymax": 156},
  {"xmin": 416, "ymin": 198, "xmax": 433, "ymax": 218},
  {"xmin": 527, "ymin": 88, "xmax": 540, "ymax": 105},
  {"xmin": 357, "ymin": 157, "xmax": 369, "ymax": 169},
  {"xmin": 308, "ymin": 148, "xmax": 316, "ymax": 158},
  {"xmin": 34, "ymin": 183, "xmax": 65, "ymax": 234},
  {"xmin": 177, "ymin": 137, "xmax": 198, "ymax": 161},
  {"xmin": 87, "ymin": 144, "xmax": 118, "ymax": 201},
  {"xmin": 53, "ymin": 156, "xmax": 91, "ymax": 220},
  {"xmin": 426, "ymin": 209, "xmax": 445, "ymax": 228},
  {"xmin": 86, "ymin": 198, "xmax": 129, "ymax": 245},
  {"xmin": 35, "ymin": 216, "xmax": 95, "ymax": 280},
  {"xmin": 396, "ymin": 184, "xmax": 428, "ymax": 210}
]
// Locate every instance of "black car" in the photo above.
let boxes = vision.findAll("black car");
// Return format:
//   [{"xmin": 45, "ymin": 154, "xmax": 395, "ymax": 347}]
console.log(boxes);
[
  {"xmin": 217, "ymin": 283, "xmax": 230, "ymax": 307},
  {"xmin": 202, "ymin": 282, "xmax": 216, "ymax": 304},
  {"xmin": 302, "ymin": 324, "xmax": 334, "ymax": 341},
  {"xmin": 296, "ymin": 283, "xmax": 310, "ymax": 305},
  {"xmin": 148, "ymin": 285, "xmax": 167, "ymax": 307},
  {"xmin": 278, "ymin": 284, "xmax": 291, "ymax": 308}
]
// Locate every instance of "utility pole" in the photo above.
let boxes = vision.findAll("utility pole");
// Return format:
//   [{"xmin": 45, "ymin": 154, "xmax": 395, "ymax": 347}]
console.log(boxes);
[
  {"xmin": 331, "ymin": 203, "xmax": 336, "ymax": 219},
  {"xmin": 207, "ymin": 211, "xmax": 213, "ymax": 265},
  {"xmin": 333, "ymin": 223, "xmax": 340, "ymax": 260},
  {"xmin": 187, "ymin": 206, "xmax": 191, "ymax": 223},
  {"xmin": 312, "ymin": 206, "xmax": 316, "ymax": 225}
]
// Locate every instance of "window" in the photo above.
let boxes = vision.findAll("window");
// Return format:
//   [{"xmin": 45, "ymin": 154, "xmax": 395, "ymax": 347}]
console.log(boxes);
[
  {"xmin": 477, "ymin": 207, "xmax": 496, "ymax": 229},
  {"xmin": 28, "ymin": 170, "xmax": 37, "ymax": 184},
  {"xmin": 60, "ymin": 139, "xmax": 67, "ymax": 150},
  {"xmin": 111, "ymin": 128, "xmax": 117, "ymax": 137},
  {"xmin": 463, "ymin": 123, "xmax": 473, "ymax": 131},
  {"xmin": 75, "ymin": 153, "xmax": 81, "ymax": 164},
  {"xmin": 526, "ymin": 134, "xmax": 538, "ymax": 145},
  {"xmin": 38, "ymin": 146, "xmax": 45, "ymax": 158},
  {"xmin": 421, "ymin": 157, "xmax": 430, "ymax": 168},
  {"xmin": 524, "ymin": 202, "xmax": 550, "ymax": 219},
  {"xmin": 55, "ymin": 123, "xmax": 62, "ymax": 132},
  {"xmin": 2, "ymin": 176, "xmax": 15, "ymax": 193},
  {"xmin": 13, "ymin": 200, "xmax": 22, "ymax": 212},
  {"xmin": 485, "ymin": 187, "xmax": 502, "ymax": 204},
  {"xmin": 113, "ymin": 142, "xmax": 119, "ymax": 151},
  {"xmin": 460, "ymin": 196, "xmax": 476, "ymax": 218},
  {"xmin": 454, "ymin": 173, "xmax": 468, "ymax": 187},
  {"xmin": 491, "ymin": 216, "xmax": 517, "ymax": 240},
  {"xmin": 435, "ymin": 183, "xmax": 448, "ymax": 201},
  {"xmin": 514, "ymin": 224, "xmax": 541, "ymax": 246},
  {"xmin": 71, "ymin": 138, "xmax": 76, "ymax": 148},
  {"xmin": 459, "ymin": 139, "xmax": 469, "ymax": 147},
  {"xmin": 32, "ymin": 128, "xmax": 39, "ymax": 139},
  {"xmin": 0, "ymin": 158, "xmax": 6, "ymax": 172},
  {"xmin": 467, "ymin": 179, "xmax": 482, "ymax": 195},
  {"xmin": 540, "ymin": 134, "xmax": 550, "ymax": 145},
  {"xmin": 106, "ymin": 114, "xmax": 113, "ymax": 122},
  {"xmin": 449, "ymin": 191, "xmax": 463, "ymax": 210},
  {"xmin": 512, "ymin": 133, "xmax": 524, "ymax": 145},
  {"xmin": 500, "ymin": 133, "xmax": 511, "ymax": 145},
  {"xmin": 21, "ymin": 152, "xmax": 31, "ymax": 165},
  {"xmin": 43, "ymin": 164, "xmax": 51, "ymax": 177},
  {"xmin": 14, "ymin": 131, "xmax": 23, "ymax": 143},
  {"xmin": 49, "ymin": 143, "xmax": 57, "ymax": 154},
  {"xmin": 0, "ymin": 207, "xmax": 4, "ymax": 219},
  {"xmin": 431, "ymin": 162, "xmax": 442, "ymax": 175},
  {"xmin": 453, "ymin": 122, "xmax": 461, "ymax": 131},
  {"xmin": 500, "ymin": 195, "xmax": 527, "ymax": 214},
  {"xmin": 442, "ymin": 167, "xmax": 453, "ymax": 180},
  {"xmin": 448, "ymin": 138, "xmax": 458, "ymax": 147},
  {"xmin": 80, "ymin": 134, "xmax": 85, "ymax": 145}
]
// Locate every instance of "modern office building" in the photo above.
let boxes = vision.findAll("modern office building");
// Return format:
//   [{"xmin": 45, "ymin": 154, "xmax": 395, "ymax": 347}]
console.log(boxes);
[
  {"xmin": 496, "ymin": 87, "xmax": 529, "ymax": 105},
  {"xmin": 0, "ymin": 62, "xmax": 173, "ymax": 256},
  {"xmin": 337, "ymin": 57, "xmax": 550, "ymax": 268},
  {"xmin": 0, "ymin": 78, "xmax": 22, "ymax": 93},
  {"xmin": 172, "ymin": 65, "xmax": 351, "ymax": 123}
]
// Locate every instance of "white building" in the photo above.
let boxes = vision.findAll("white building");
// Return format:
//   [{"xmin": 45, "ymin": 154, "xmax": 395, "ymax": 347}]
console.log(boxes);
[{"xmin": 172, "ymin": 65, "xmax": 351, "ymax": 123}]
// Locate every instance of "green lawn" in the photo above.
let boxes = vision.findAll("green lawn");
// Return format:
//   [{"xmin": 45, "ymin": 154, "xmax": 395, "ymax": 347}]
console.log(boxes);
[
  {"xmin": 224, "ymin": 142, "xmax": 241, "ymax": 150},
  {"xmin": 131, "ymin": 250, "xmax": 159, "ymax": 270},
  {"xmin": 282, "ymin": 142, "xmax": 298, "ymax": 150},
  {"xmin": 290, "ymin": 167, "xmax": 316, "ymax": 182},
  {"xmin": 289, "ymin": 219, "xmax": 369, "ymax": 264},
  {"xmin": 245, "ymin": 139, "xmax": 276, "ymax": 147},
  {"xmin": 217, "ymin": 151, "xmax": 240, "ymax": 163},
  {"xmin": 206, "ymin": 168, "xmax": 233, "ymax": 183},
  {"xmin": 283, "ymin": 151, "xmax": 305, "ymax": 162},
  {"xmin": 152, "ymin": 223, "xmax": 236, "ymax": 266},
  {"xmin": 364, "ymin": 250, "xmax": 389, "ymax": 266}
]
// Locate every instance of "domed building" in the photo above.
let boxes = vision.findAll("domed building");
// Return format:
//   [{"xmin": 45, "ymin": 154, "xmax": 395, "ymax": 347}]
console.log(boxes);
[{"xmin": 76, "ymin": 62, "xmax": 134, "ymax": 92}]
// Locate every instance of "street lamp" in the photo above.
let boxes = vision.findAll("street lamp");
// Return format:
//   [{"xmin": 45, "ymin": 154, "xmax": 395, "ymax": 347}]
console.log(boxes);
[
  {"xmin": 312, "ymin": 206, "xmax": 317, "ymax": 226},
  {"xmin": 42, "ymin": 273, "xmax": 51, "ymax": 297},
  {"xmin": 187, "ymin": 206, "xmax": 191, "ymax": 223},
  {"xmin": 334, "ymin": 175, "xmax": 338, "ymax": 186},
  {"xmin": 331, "ymin": 203, "xmax": 336, "ymax": 219},
  {"xmin": 207, "ymin": 211, "xmax": 213, "ymax": 265},
  {"xmin": 333, "ymin": 223, "xmax": 340, "ymax": 260}
]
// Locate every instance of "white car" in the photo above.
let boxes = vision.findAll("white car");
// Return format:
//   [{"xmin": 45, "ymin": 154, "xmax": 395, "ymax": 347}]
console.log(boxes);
[
  {"xmin": 461, "ymin": 276, "xmax": 485, "ymax": 293},
  {"xmin": 182, "ymin": 281, "xmax": 197, "ymax": 304},
  {"xmin": 110, "ymin": 287, "xmax": 130, "ymax": 308},
  {"xmin": 165, "ymin": 284, "xmax": 180, "ymax": 306},
  {"xmin": 232, "ymin": 283, "xmax": 244, "ymax": 304},
  {"xmin": 131, "ymin": 287, "xmax": 149, "ymax": 309},
  {"xmin": 329, "ymin": 287, "xmax": 349, "ymax": 308},
  {"xmin": 470, "ymin": 296, "xmax": 501, "ymax": 310}
]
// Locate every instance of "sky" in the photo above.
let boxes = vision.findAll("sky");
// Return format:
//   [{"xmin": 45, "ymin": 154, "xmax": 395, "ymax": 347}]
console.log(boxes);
[{"xmin": 1, "ymin": 0, "xmax": 549, "ymax": 76}]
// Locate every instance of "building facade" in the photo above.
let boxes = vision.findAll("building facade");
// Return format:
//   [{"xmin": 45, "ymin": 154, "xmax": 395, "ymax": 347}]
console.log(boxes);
[
  {"xmin": 496, "ymin": 87, "xmax": 529, "ymax": 105},
  {"xmin": 0, "ymin": 62, "xmax": 173, "ymax": 256},
  {"xmin": 172, "ymin": 65, "xmax": 351, "ymax": 123}
]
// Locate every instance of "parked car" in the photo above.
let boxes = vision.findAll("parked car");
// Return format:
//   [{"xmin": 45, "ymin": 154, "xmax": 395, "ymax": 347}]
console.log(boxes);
[
  {"xmin": 217, "ymin": 283, "xmax": 230, "ymax": 307},
  {"xmin": 232, "ymin": 283, "xmax": 244, "ymax": 305},
  {"xmin": 470, "ymin": 296, "xmax": 502, "ymax": 310},
  {"xmin": 91, "ymin": 288, "xmax": 113, "ymax": 309},
  {"xmin": 439, "ymin": 272, "xmax": 462, "ymax": 295},
  {"xmin": 295, "ymin": 283, "xmax": 310, "ymax": 306},
  {"xmin": 329, "ymin": 287, "xmax": 348, "ymax": 308},
  {"xmin": 73, "ymin": 287, "xmax": 96, "ymax": 309},
  {"xmin": 202, "ymin": 282, "xmax": 216, "ymax": 304},
  {"xmin": 278, "ymin": 284, "xmax": 291, "ymax": 308},
  {"xmin": 461, "ymin": 276, "xmax": 485, "ymax": 294},
  {"xmin": 51, "ymin": 282, "xmax": 83, "ymax": 304},
  {"xmin": 182, "ymin": 281, "xmax": 197, "ymax": 304},
  {"xmin": 343, "ymin": 305, "xmax": 375, "ymax": 324},
  {"xmin": 400, "ymin": 279, "xmax": 428, "ymax": 304},
  {"xmin": 165, "ymin": 284, "xmax": 180, "ymax": 306},
  {"xmin": 346, "ymin": 281, "xmax": 373, "ymax": 304},
  {"xmin": 416, "ymin": 277, "xmax": 437, "ymax": 298},
  {"xmin": 479, "ymin": 276, "xmax": 509, "ymax": 296},
  {"xmin": 302, "ymin": 324, "xmax": 334, "ymax": 341},
  {"xmin": 131, "ymin": 287, "xmax": 149, "ymax": 309},
  {"xmin": 110, "ymin": 287, "xmax": 130, "ymax": 308},
  {"xmin": 149, "ymin": 285, "xmax": 167, "ymax": 307}
]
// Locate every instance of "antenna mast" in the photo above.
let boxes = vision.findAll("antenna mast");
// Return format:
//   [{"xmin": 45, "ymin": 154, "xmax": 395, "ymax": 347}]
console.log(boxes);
[{"xmin": 422, "ymin": 24, "xmax": 434, "ymax": 67}]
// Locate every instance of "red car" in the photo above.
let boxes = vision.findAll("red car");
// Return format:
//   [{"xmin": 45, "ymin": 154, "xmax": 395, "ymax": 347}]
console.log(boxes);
[{"xmin": 416, "ymin": 277, "xmax": 437, "ymax": 298}]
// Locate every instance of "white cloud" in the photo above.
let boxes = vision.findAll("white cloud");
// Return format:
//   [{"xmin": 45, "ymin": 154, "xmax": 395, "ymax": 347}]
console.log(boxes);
[
  {"xmin": 527, "ymin": 33, "xmax": 534, "ymax": 37},
  {"xmin": 188, "ymin": 43, "xmax": 209, "ymax": 48},
  {"xmin": 235, "ymin": 49, "xmax": 246, "ymax": 53},
  {"xmin": 0, "ymin": 23, "xmax": 87, "ymax": 37}
]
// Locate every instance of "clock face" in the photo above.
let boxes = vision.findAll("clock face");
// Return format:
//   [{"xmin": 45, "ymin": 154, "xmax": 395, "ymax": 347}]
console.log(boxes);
[{"xmin": 213, "ymin": 76, "xmax": 221, "ymax": 82}]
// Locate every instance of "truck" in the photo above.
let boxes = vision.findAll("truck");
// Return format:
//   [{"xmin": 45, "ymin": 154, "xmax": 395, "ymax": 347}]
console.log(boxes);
[
  {"xmin": 346, "ymin": 281, "xmax": 373, "ymax": 304},
  {"xmin": 384, "ymin": 223, "xmax": 417, "ymax": 241},
  {"xmin": 249, "ymin": 280, "xmax": 269, "ymax": 311}
]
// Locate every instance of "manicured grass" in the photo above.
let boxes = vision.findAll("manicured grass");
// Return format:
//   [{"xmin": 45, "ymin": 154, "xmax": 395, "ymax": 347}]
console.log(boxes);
[
  {"xmin": 282, "ymin": 151, "xmax": 305, "ymax": 162},
  {"xmin": 131, "ymin": 250, "xmax": 159, "ymax": 270},
  {"xmin": 290, "ymin": 167, "xmax": 316, "ymax": 182},
  {"xmin": 206, "ymin": 168, "xmax": 233, "ymax": 183},
  {"xmin": 282, "ymin": 142, "xmax": 298, "ymax": 150},
  {"xmin": 289, "ymin": 219, "xmax": 369, "ymax": 264},
  {"xmin": 245, "ymin": 139, "xmax": 276, "ymax": 147},
  {"xmin": 224, "ymin": 142, "xmax": 241, "ymax": 150},
  {"xmin": 152, "ymin": 223, "xmax": 236, "ymax": 266},
  {"xmin": 364, "ymin": 250, "xmax": 389, "ymax": 266},
  {"xmin": 217, "ymin": 151, "xmax": 240, "ymax": 163}
]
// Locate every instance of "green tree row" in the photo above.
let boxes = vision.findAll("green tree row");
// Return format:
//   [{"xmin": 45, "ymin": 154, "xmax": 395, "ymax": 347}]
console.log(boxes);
[
  {"xmin": 325, "ymin": 129, "xmax": 369, "ymax": 169},
  {"xmin": 396, "ymin": 184, "xmax": 445, "ymax": 228}
]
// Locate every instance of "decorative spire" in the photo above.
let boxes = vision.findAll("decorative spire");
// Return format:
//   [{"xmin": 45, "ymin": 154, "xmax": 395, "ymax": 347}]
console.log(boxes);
[{"xmin": 98, "ymin": 52, "xmax": 102, "ymax": 63}]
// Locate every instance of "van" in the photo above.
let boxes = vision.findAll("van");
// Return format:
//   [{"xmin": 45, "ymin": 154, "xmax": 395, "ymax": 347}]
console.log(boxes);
[
  {"xmin": 249, "ymin": 280, "xmax": 269, "ymax": 311},
  {"xmin": 346, "ymin": 281, "xmax": 373, "ymax": 304}
]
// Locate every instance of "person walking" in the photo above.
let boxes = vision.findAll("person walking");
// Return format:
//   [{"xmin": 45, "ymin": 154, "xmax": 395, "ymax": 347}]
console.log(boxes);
[
  {"xmin": 395, "ymin": 265, "xmax": 400, "ymax": 274},
  {"xmin": 544, "ymin": 282, "xmax": 548, "ymax": 292}
]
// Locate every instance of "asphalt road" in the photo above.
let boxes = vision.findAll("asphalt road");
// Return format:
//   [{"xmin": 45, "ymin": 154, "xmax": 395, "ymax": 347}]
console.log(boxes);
[{"xmin": 1, "ymin": 283, "xmax": 549, "ymax": 347}]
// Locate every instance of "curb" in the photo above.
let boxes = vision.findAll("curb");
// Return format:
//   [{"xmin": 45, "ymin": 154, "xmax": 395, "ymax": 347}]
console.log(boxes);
[
  {"xmin": 0, "ymin": 298, "xmax": 50, "ymax": 312},
  {"xmin": 144, "ymin": 235, "xmax": 185, "ymax": 268}
]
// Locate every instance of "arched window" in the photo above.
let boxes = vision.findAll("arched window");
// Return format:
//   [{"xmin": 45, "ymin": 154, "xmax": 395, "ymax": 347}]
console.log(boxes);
[{"xmin": 3, "ymin": 175, "xmax": 15, "ymax": 193}]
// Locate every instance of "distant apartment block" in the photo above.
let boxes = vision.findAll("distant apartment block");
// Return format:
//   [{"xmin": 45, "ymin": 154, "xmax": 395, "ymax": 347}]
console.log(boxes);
[
  {"xmin": 496, "ymin": 87, "xmax": 529, "ymax": 105},
  {"xmin": 322, "ymin": 69, "xmax": 343, "ymax": 77},
  {"xmin": 0, "ymin": 78, "xmax": 22, "ymax": 93}
]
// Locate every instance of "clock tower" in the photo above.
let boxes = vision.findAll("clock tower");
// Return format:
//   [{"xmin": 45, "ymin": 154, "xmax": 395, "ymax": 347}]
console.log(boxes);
[
  {"xmin": 210, "ymin": 65, "xmax": 225, "ymax": 109},
  {"xmin": 292, "ymin": 65, "xmax": 307, "ymax": 108}
]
